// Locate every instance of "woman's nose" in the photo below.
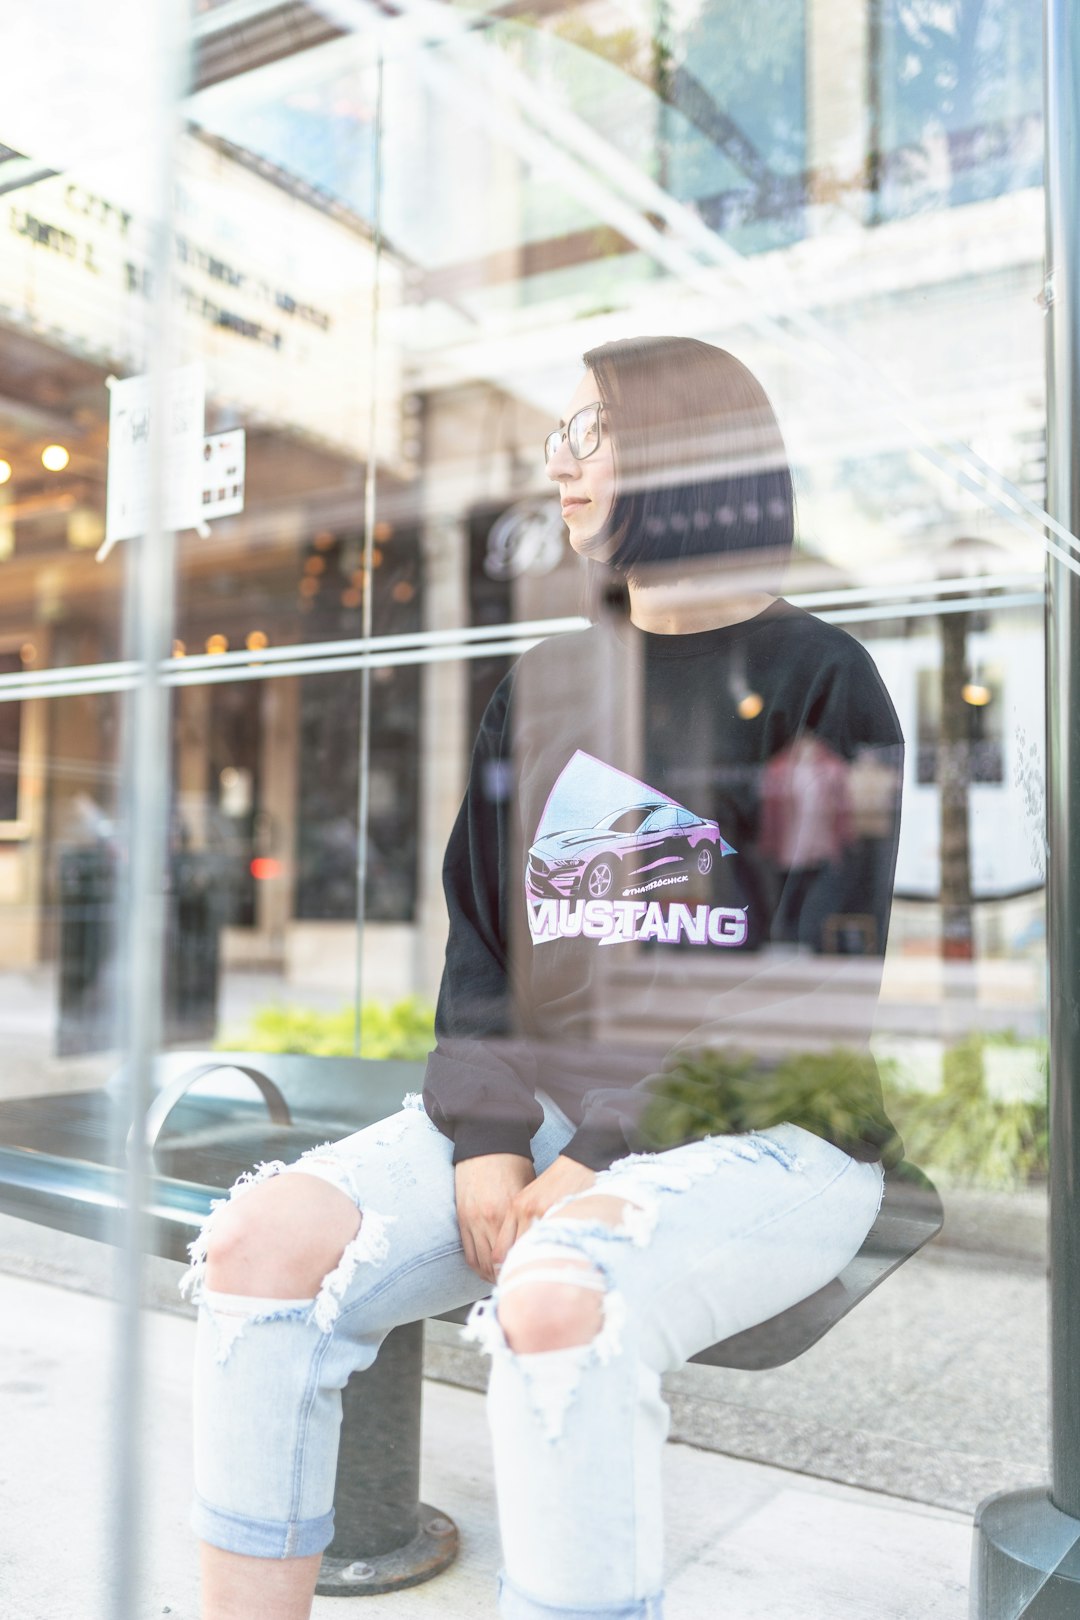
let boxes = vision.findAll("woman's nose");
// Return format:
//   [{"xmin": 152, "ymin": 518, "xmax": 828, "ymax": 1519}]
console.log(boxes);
[{"xmin": 546, "ymin": 439, "xmax": 577, "ymax": 482}]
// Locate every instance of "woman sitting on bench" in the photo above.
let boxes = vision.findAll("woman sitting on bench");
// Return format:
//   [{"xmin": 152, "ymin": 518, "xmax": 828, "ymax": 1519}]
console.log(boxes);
[{"xmin": 184, "ymin": 335, "xmax": 905, "ymax": 1620}]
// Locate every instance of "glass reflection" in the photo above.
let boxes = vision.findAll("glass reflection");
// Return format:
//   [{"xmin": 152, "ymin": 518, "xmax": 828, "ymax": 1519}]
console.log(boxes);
[{"xmin": 0, "ymin": 1, "xmax": 1059, "ymax": 1615}]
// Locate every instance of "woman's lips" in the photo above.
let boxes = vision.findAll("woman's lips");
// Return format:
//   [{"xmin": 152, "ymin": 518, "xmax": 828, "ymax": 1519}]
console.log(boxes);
[{"xmin": 562, "ymin": 498, "xmax": 589, "ymax": 512}]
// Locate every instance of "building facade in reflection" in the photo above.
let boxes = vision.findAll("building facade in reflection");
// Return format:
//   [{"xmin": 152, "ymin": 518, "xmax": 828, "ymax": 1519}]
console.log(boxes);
[{"xmin": 0, "ymin": 0, "xmax": 1047, "ymax": 1089}]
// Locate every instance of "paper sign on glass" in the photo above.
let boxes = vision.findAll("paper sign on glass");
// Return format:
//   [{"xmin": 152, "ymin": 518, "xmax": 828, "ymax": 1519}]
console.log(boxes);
[
  {"xmin": 104, "ymin": 363, "xmax": 205, "ymax": 544},
  {"xmin": 201, "ymin": 429, "xmax": 246, "ymax": 520}
]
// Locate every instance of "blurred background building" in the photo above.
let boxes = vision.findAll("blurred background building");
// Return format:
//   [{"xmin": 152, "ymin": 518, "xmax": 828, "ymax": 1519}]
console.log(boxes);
[
  {"xmin": 0, "ymin": 0, "xmax": 1049, "ymax": 1103},
  {"xmin": 0, "ymin": 11, "xmax": 1063, "ymax": 1613}
]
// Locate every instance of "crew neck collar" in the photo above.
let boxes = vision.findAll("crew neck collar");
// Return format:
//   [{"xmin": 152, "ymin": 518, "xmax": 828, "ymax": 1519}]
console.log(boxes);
[{"xmin": 609, "ymin": 596, "xmax": 795, "ymax": 658}]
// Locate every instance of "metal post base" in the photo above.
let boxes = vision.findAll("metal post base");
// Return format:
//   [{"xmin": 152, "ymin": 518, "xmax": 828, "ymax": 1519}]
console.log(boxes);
[
  {"xmin": 316, "ymin": 1506, "xmax": 459, "ymax": 1596},
  {"xmin": 314, "ymin": 1321, "xmax": 460, "ymax": 1597},
  {"xmin": 972, "ymin": 1487, "xmax": 1080, "ymax": 1617}
]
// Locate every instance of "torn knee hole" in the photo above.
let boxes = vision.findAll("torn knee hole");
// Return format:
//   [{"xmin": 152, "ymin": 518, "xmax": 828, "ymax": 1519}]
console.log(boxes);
[
  {"xmin": 198, "ymin": 1211, "xmax": 390, "ymax": 1345},
  {"xmin": 204, "ymin": 1216, "xmax": 359, "ymax": 1300},
  {"xmin": 463, "ymin": 1269, "xmax": 630, "ymax": 1442},
  {"xmin": 542, "ymin": 1191, "xmax": 656, "ymax": 1248},
  {"xmin": 182, "ymin": 1184, "xmax": 396, "ymax": 1339},
  {"xmin": 199, "ymin": 1289, "xmax": 316, "ymax": 1364},
  {"xmin": 554, "ymin": 1194, "xmax": 646, "ymax": 1227},
  {"xmin": 496, "ymin": 1260, "xmax": 607, "ymax": 1353}
]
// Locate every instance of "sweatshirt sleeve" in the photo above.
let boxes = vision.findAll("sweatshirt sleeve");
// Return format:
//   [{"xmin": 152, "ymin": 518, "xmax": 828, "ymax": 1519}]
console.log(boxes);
[{"xmin": 422, "ymin": 672, "xmax": 543, "ymax": 1164}]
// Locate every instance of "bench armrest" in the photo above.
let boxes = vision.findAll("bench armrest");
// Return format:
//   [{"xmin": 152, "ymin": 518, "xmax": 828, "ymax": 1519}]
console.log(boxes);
[{"xmin": 129, "ymin": 1062, "xmax": 293, "ymax": 1165}]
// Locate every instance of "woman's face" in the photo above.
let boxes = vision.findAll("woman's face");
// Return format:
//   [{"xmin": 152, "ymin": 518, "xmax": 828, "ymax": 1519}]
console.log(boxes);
[{"xmin": 545, "ymin": 369, "xmax": 617, "ymax": 559}]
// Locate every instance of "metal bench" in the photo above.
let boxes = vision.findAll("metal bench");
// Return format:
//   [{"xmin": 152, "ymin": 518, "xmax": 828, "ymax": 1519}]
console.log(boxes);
[{"xmin": 0, "ymin": 1052, "xmax": 943, "ymax": 1597}]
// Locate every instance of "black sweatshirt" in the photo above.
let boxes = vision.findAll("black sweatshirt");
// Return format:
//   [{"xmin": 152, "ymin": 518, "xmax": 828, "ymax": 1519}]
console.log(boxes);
[{"xmin": 422, "ymin": 598, "xmax": 905, "ymax": 1172}]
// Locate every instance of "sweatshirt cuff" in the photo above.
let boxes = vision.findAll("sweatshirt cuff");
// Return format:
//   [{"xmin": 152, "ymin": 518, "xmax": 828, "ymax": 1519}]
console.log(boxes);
[
  {"xmin": 559, "ymin": 1122, "xmax": 632, "ymax": 1173},
  {"xmin": 450, "ymin": 1121, "xmax": 536, "ymax": 1165}
]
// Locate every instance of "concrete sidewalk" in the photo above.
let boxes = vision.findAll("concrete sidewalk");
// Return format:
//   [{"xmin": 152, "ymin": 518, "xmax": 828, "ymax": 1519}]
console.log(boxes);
[
  {"xmin": 0, "ymin": 1201, "xmax": 1049, "ymax": 1516},
  {"xmin": 0, "ymin": 1269, "xmax": 977, "ymax": 1620}
]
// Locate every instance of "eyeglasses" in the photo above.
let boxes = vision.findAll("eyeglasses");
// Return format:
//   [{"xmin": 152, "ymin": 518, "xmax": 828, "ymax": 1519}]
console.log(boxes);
[{"xmin": 544, "ymin": 402, "xmax": 604, "ymax": 466}]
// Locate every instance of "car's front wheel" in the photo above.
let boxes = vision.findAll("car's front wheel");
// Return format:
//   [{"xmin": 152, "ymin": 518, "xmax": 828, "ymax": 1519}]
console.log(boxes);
[
  {"xmin": 696, "ymin": 846, "xmax": 714, "ymax": 876},
  {"xmin": 582, "ymin": 857, "xmax": 615, "ymax": 899}
]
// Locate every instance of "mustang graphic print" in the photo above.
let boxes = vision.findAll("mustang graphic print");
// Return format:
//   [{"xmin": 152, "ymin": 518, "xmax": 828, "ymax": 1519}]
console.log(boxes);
[
  {"xmin": 528, "ymin": 801, "xmax": 725, "ymax": 900},
  {"xmin": 526, "ymin": 751, "xmax": 746, "ymax": 949}
]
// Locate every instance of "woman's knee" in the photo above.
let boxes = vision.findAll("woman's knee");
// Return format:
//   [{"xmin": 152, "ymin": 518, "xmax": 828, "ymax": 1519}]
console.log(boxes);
[
  {"xmin": 496, "ymin": 1258, "xmax": 605, "ymax": 1353},
  {"xmin": 205, "ymin": 1171, "xmax": 362, "ymax": 1299},
  {"xmin": 494, "ymin": 1194, "xmax": 649, "ymax": 1353}
]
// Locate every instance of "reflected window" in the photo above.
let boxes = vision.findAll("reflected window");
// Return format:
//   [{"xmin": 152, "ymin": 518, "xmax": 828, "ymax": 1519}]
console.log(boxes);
[
  {"xmin": 916, "ymin": 662, "xmax": 1005, "ymax": 784},
  {"xmin": 673, "ymin": 0, "xmax": 807, "ymax": 249},
  {"xmin": 206, "ymin": 684, "xmax": 260, "ymax": 930},
  {"xmin": 468, "ymin": 503, "xmax": 515, "ymax": 745},
  {"xmin": 872, "ymin": 0, "xmax": 1043, "ymax": 220},
  {"xmin": 0, "ymin": 652, "xmax": 22, "ymax": 824},
  {"xmin": 295, "ymin": 528, "xmax": 422, "ymax": 924}
]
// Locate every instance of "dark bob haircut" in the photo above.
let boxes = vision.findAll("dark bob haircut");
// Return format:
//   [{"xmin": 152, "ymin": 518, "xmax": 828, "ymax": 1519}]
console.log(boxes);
[{"xmin": 581, "ymin": 335, "xmax": 795, "ymax": 583}]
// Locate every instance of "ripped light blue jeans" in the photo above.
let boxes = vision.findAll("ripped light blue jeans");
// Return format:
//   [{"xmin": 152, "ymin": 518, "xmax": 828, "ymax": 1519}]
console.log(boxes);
[{"xmin": 182, "ymin": 1092, "xmax": 885, "ymax": 1620}]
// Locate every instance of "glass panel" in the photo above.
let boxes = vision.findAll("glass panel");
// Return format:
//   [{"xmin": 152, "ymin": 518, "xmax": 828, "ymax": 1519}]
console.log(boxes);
[
  {"xmin": 0, "ymin": 0, "xmax": 1058, "ymax": 1613},
  {"xmin": 1, "ymin": 7, "xmax": 189, "ymax": 1617}
]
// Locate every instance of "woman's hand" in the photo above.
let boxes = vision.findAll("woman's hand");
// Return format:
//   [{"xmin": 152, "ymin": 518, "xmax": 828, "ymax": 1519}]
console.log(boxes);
[
  {"xmin": 492, "ymin": 1155, "xmax": 597, "ymax": 1273},
  {"xmin": 454, "ymin": 1154, "xmax": 536, "ymax": 1283}
]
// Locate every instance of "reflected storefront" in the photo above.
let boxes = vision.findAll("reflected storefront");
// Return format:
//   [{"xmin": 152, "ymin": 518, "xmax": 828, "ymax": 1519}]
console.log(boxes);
[{"xmin": 0, "ymin": 1, "xmax": 1065, "ymax": 1615}]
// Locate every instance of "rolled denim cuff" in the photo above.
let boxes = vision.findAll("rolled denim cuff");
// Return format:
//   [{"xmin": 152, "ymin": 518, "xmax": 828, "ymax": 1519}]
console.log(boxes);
[
  {"xmin": 191, "ymin": 1492, "xmax": 335, "ymax": 1559},
  {"xmin": 497, "ymin": 1569, "xmax": 664, "ymax": 1619}
]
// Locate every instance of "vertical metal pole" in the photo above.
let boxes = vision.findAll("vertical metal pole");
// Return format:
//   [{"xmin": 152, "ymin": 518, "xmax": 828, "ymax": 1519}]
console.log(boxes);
[
  {"xmin": 109, "ymin": 8, "xmax": 189, "ymax": 1617},
  {"xmin": 1043, "ymin": 0, "xmax": 1080, "ymax": 1526},
  {"xmin": 353, "ymin": 41, "xmax": 385, "ymax": 1057},
  {"xmin": 316, "ymin": 1322, "xmax": 459, "ymax": 1595},
  {"xmin": 970, "ymin": 3, "xmax": 1080, "ymax": 1613}
]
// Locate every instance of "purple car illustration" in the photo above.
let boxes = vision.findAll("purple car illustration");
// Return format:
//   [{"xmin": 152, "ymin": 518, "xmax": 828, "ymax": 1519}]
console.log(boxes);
[{"xmin": 527, "ymin": 801, "xmax": 731, "ymax": 900}]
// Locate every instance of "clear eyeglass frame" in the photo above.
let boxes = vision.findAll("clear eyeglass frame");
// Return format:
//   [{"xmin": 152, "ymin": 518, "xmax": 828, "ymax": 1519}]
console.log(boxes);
[{"xmin": 544, "ymin": 401, "xmax": 605, "ymax": 466}]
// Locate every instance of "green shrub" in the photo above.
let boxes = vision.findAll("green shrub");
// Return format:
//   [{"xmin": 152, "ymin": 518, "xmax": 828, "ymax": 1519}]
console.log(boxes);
[
  {"xmin": 639, "ymin": 1032, "xmax": 1049, "ymax": 1191},
  {"xmin": 216, "ymin": 997, "xmax": 436, "ymax": 1061},
  {"xmin": 639, "ymin": 1045, "xmax": 902, "ymax": 1167},
  {"xmin": 638, "ymin": 1047, "xmax": 761, "ymax": 1148},
  {"xmin": 215, "ymin": 1007, "xmax": 1050, "ymax": 1189},
  {"xmin": 881, "ymin": 1032, "xmax": 1048, "ymax": 1191}
]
